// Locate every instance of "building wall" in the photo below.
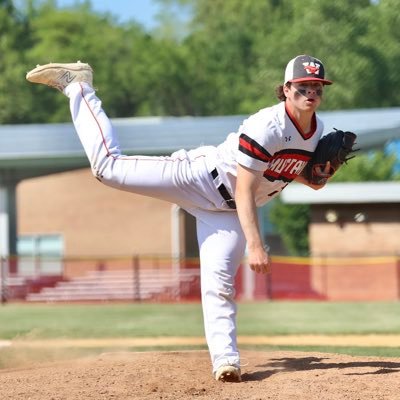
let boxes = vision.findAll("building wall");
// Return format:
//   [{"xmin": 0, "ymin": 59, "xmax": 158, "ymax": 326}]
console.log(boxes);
[
  {"xmin": 310, "ymin": 259, "xmax": 400, "ymax": 301},
  {"xmin": 309, "ymin": 204, "xmax": 400, "ymax": 257},
  {"xmin": 17, "ymin": 168, "xmax": 174, "ymax": 258}
]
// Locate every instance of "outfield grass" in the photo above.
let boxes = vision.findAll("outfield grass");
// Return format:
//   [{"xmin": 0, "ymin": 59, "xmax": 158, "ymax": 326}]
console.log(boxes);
[
  {"xmin": 1, "ymin": 301, "xmax": 400, "ymax": 363},
  {"xmin": 1, "ymin": 301, "xmax": 400, "ymax": 339},
  {"xmin": 237, "ymin": 301, "xmax": 400, "ymax": 335}
]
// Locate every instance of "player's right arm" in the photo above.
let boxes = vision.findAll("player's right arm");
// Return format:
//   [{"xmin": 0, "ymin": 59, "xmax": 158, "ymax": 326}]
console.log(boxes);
[
  {"xmin": 235, "ymin": 164, "xmax": 270, "ymax": 274},
  {"xmin": 234, "ymin": 112, "xmax": 278, "ymax": 274}
]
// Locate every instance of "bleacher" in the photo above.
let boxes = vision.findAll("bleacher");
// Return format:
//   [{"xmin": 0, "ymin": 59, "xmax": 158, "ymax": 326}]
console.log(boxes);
[
  {"xmin": 1, "ymin": 274, "xmax": 65, "ymax": 301},
  {"xmin": 25, "ymin": 268, "xmax": 201, "ymax": 302}
]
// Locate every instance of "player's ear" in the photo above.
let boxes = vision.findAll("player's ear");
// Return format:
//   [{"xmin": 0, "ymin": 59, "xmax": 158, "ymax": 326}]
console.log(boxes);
[{"xmin": 283, "ymin": 83, "xmax": 291, "ymax": 96}]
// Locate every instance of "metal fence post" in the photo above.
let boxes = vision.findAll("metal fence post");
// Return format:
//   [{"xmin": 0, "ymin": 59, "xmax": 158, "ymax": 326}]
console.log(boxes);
[
  {"xmin": 132, "ymin": 255, "xmax": 140, "ymax": 302},
  {"xmin": 397, "ymin": 255, "xmax": 400, "ymax": 301},
  {"xmin": 1, "ymin": 257, "xmax": 6, "ymax": 305}
]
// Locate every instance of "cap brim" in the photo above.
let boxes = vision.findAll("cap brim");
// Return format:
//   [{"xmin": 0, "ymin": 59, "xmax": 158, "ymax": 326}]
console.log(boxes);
[{"xmin": 288, "ymin": 77, "xmax": 333, "ymax": 85}]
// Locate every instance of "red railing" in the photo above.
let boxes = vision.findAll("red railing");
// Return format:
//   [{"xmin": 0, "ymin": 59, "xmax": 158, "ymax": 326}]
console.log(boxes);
[{"xmin": 1, "ymin": 255, "xmax": 400, "ymax": 303}]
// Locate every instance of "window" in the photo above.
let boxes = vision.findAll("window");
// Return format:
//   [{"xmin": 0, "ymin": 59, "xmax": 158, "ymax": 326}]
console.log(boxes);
[{"xmin": 17, "ymin": 234, "xmax": 64, "ymax": 276}]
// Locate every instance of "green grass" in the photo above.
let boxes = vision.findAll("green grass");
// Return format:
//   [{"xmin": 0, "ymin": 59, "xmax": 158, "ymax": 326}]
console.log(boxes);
[
  {"xmin": 237, "ymin": 301, "xmax": 400, "ymax": 335},
  {"xmin": 1, "ymin": 301, "xmax": 400, "ymax": 339},
  {"xmin": 0, "ymin": 303, "xmax": 204, "ymax": 339},
  {"xmin": 1, "ymin": 301, "xmax": 400, "ymax": 364}
]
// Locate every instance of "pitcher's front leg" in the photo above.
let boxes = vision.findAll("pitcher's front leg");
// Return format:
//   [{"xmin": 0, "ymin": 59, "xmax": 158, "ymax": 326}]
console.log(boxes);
[{"xmin": 195, "ymin": 211, "xmax": 246, "ymax": 382}]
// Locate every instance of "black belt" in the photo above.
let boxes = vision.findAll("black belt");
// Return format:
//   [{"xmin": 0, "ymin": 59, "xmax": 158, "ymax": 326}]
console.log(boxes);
[{"xmin": 211, "ymin": 168, "xmax": 236, "ymax": 209}]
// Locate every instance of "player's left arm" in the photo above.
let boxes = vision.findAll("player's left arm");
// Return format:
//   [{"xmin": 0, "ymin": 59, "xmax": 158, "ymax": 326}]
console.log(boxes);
[{"xmin": 294, "ymin": 161, "xmax": 331, "ymax": 190}]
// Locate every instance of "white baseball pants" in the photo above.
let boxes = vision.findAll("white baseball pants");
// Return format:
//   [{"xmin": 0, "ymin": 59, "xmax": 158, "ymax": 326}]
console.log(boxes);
[{"xmin": 65, "ymin": 82, "xmax": 246, "ymax": 373}]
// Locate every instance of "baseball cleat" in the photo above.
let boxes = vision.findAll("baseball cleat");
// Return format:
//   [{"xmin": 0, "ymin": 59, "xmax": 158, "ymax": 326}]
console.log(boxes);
[
  {"xmin": 26, "ymin": 61, "xmax": 93, "ymax": 91},
  {"xmin": 214, "ymin": 364, "xmax": 241, "ymax": 382}
]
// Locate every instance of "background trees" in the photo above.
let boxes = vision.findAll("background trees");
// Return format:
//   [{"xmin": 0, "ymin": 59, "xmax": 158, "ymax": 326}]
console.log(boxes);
[{"xmin": 3, "ymin": 0, "xmax": 400, "ymax": 122}]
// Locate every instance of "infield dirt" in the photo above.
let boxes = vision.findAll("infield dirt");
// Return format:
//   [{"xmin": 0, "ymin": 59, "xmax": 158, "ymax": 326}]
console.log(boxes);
[{"xmin": 1, "ymin": 349, "xmax": 400, "ymax": 399}]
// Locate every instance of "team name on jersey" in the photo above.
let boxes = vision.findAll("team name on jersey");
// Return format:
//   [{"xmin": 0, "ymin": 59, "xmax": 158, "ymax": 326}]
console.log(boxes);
[
  {"xmin": 264, "ymin": 150, "xmax": 311, "ymax": 182},
  {"xmin": 239, "ymin": 133, "xmax": 313, "ymax": 183}
]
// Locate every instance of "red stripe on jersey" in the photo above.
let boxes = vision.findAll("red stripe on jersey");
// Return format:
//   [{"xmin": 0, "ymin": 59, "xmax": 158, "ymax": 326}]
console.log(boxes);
[{"xmin": 239, "ymin": 134, "xmax": 272, "ymax": 162}]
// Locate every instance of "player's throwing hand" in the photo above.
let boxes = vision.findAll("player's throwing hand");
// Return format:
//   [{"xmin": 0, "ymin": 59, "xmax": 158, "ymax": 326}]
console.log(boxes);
[{"xmin": 247, "ymin": 245, "xmax": 270, "ymax": 274}]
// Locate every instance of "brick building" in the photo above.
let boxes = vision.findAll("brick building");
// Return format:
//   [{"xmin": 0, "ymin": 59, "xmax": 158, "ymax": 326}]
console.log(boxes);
[
  {"xmin": 281, "ymin": 181, "xmax": 400, "ymax": 257},
  {"xmin": 280, "ymin": 182, "xmax": 400, "ymax": 300}
]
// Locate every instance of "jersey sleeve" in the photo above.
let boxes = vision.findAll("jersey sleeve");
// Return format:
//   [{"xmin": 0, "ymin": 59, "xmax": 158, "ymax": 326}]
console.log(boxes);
[{"xmin": 236, "ymin": 114, "xmax": 280, "ymax": 172}]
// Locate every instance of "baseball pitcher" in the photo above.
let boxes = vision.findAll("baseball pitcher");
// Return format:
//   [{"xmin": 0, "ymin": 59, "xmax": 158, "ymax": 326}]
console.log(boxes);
[{"xmin": 26, "ymin": 55, "xmax": 356, "ymax": 382}]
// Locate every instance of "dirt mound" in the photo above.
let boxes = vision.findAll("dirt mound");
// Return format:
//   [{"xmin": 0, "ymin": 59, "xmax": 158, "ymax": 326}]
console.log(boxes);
[{"xmin": 1, "ymin": 350, "xmax": 400, "ymax": 399}]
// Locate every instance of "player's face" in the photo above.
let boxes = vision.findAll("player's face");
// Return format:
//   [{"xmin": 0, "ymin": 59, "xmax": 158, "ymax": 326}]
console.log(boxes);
[{"xmin": 285, "ymin": 81, "xmax": 324, "ymax": 112}]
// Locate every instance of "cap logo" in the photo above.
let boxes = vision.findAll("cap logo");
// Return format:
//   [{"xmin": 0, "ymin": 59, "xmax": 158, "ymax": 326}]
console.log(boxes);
[{"xmin": 303, "ymin": 62, "xmax": 320, "ymax": 76}]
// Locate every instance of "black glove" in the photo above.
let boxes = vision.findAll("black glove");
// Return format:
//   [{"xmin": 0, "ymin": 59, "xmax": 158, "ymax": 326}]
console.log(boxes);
[{"xmin": 303, "ymin": 129, "xmax": 358, "ymax": 185}]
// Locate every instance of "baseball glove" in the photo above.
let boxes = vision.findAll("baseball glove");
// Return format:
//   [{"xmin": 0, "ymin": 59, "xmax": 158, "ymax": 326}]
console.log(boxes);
[{"xmin": 303, "ymin": 129, "xmax": 358, "ymax": 185}]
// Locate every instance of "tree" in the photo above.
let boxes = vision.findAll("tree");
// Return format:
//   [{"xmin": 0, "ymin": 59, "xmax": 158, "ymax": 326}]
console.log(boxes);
[
  {"xmin": 0, "ymin": 0, "xmax": 35, "ymax": 123},
  {"xmin": 362, "ymin": 0, "xmax": 400, "ymax": 107},
  {"xmin": 269, "ymin": 200, "xmax": 310, "ymax": 256},
  {"xmin": 23, "ymin": 1, "xmax": 158, "ymax": 121},
  {"xmin": 332, "ymin": 149, "xmax": 400, "ymax": 182},
  {"xmin": 7, "ymin": 0, "xmax": 400, "ymax": 122}
]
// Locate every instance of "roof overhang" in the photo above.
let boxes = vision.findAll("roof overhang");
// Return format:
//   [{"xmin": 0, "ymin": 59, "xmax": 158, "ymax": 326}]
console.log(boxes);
[
  {"xmin": 0, "ymin": 107, "xmax": 399, "ymax": 176},
  {"xmin": 281, "ymin": 182, "xmax": 400, "ymax": 204}
]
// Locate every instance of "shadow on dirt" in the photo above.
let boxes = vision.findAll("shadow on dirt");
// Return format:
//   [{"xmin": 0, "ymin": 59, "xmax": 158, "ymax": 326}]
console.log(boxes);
[{"xmin": 242, "ymin": 356, "xmax": 400, "ymax": 382}]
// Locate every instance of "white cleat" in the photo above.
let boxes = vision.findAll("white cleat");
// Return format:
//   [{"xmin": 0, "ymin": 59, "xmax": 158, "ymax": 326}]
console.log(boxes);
[
  {"xmin": 26, "ymin": 61, "xmax": 93, "ymax": 92},
  {"xmin": 214, "ymin": 364, "xmax": 241, "ymax": 382}
]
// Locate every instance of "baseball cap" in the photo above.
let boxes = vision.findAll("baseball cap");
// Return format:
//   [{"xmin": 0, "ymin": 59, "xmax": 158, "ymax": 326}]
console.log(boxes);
[{"xmin": 284, "ymin": 55, "xmax": 333, "ymax": 85}]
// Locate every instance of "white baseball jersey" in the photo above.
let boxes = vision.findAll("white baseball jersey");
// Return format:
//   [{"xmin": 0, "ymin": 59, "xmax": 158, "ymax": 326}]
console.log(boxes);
[{"xmin": 213, "ymin": 101, "xmax": 324, "ymax": 206}]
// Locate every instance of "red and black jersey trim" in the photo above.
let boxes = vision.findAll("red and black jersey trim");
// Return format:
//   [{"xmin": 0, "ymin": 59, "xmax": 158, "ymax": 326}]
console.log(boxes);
[
  {"xmin": 239, "ymin": 133, "xmax": 272, "ymax": 162},
  {"xmin": 273, "ymin": 148, "xmax": 314, "ymax": 158},
  {"xmin": 264, "ymin": 173, "xmax": 294, "ymax": 183},
  {"xmin": 285, "ymin": 103, "xmax": 317, "ymax": 140}
]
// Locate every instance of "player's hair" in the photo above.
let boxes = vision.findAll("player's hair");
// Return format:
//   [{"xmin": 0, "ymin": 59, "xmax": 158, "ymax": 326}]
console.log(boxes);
[{"xmin": 275, "ymin": 82, "xmax": 291, "ymax": 101}]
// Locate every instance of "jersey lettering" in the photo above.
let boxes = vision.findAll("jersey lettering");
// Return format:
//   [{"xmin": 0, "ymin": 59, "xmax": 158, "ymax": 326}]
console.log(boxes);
[
  {"xmin": 264, "ymin": 150, "xmax": 312, "ymax": 182},
  {"xmin": 290, "ymin": 160, "xmax": 306, "ymax": 175}
]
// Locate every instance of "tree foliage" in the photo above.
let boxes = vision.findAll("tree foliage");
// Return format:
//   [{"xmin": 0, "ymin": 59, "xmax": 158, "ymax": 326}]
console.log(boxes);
[
  {"xmin": 2, "ymin": 0, "xmax": 400, "ymax": 122},
  {"xmin": 269, "ymin": 200, "xmax": 310, "ymax": 256},
  {"xmin": 0, "ymin": 0, "xmax": 34, "ymax": 123}
]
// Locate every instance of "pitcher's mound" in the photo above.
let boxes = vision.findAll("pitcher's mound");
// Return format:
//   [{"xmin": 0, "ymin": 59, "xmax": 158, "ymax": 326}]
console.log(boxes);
[{"xmin": 1, "ymin": 350, "xmax": 400, "ymax": 399}]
